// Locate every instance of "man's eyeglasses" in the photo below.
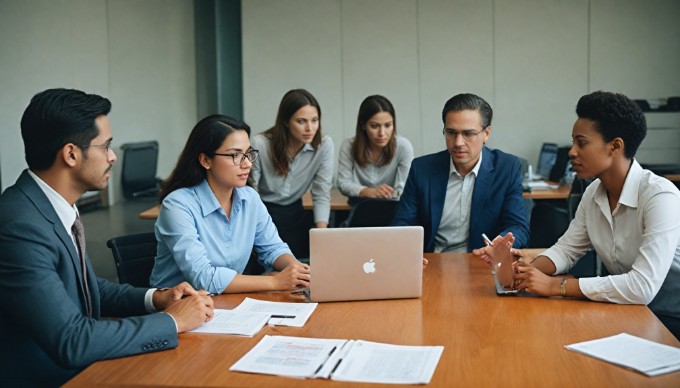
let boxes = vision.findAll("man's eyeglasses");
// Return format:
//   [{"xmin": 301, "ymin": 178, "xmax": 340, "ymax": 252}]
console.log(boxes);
[
  {"xmin": 77, "ymin": 143, "xmax": 113, "ymax": 154},
  {"xmin": 442, "ymin": 128, "xmax": 485, "ymax": 142},
  {"xmin": 211, "ymin": 149, "xmax": 259, "ymax": 165}
]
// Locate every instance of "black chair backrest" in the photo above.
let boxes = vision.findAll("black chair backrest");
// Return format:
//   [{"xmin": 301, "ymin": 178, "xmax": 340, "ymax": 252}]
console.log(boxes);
[
  {"xmin": 106, "ymin": 232, "xmax": 157, "ymax": 287},
  {"xmin": 120, "ymin": 141, "xmax": 159, "ymax": 199},
  {"xmin": 345, "ymin": 199, "xmax": 399, "ymax": 228}
]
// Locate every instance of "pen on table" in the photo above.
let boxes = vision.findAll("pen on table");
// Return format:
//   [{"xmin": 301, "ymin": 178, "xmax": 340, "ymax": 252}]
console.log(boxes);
[
  {"xmin": 313, "ymin": 346, "xmax": 337, "ymax": 374},
  {"xmin": 181, "ymin": 292, "xmax": 218, "ymax": 299},
  {"xmin": 482, "ymin": 233, "xmax": 493, "ymax": 246},
  {"xmin": 270, "ymin": 315, "xmax": 296, "ymax": 319}
]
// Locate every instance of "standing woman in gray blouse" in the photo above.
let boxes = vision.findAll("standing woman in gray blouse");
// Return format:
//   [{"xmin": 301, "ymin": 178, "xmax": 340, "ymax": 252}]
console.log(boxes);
[
  {"xmin": 250, "ymin": 89, "xmax": 334, "ymax": 259},
  {"xmin": 337, "ymin": 95, "xmax": 414, "ymax": 205}
]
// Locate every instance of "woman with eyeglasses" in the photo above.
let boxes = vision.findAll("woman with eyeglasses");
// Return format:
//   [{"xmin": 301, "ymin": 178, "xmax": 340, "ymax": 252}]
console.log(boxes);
[
  {"xmin": 150, "ymin": 114, "xmax": 310, "ymax": 294},
  {"xmin": 337, "ymin": 95, "xmax": 414, "ymax": 206},
  {"xmin": 250, "ymin": 89, "xmax": 334, "ymax": 259}
]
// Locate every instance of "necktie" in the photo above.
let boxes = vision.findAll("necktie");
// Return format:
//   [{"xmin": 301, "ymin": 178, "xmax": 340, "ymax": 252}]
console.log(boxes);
[{"xmin": 72, "ymin": 215, "xmax": 93, "ymax": 318}]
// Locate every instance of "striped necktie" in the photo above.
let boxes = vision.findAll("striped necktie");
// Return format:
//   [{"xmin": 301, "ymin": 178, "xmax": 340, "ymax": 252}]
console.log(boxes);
[{"xmin": 72, "ymin": 215, "xmax": 93, "ymax": 318}]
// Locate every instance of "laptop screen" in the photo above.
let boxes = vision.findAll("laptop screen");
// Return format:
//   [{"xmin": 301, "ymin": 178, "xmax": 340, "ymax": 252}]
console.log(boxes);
[{"xmin": 536, "ymin": 143, "xmax": 558, "ymax": 179}]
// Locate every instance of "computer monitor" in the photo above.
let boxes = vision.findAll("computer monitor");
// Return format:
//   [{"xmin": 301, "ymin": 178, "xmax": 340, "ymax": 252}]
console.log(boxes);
[{"xmin": 536, "ymin": 143, "xmax": 558, "ymax": 179}]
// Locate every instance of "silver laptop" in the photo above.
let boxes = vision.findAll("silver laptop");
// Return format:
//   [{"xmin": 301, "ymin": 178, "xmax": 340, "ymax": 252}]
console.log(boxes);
[{"xmin": 308, "ymin": 226, "xmax": 423, "ymax": 302}]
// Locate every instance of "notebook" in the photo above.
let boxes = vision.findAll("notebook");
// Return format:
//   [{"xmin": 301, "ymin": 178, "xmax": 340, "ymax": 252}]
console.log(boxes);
[{"xmin": 308, "ymin": 226, "xmax": 423, "ymax": 302}]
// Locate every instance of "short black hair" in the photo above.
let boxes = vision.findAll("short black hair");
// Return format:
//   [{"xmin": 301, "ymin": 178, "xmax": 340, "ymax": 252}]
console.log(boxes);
[
  {"xmin": 441, "ymin": 93, "xmax": 493, "ymax": 128},
  {"xmin": 21, "ymin": 88, "xmax": 111, "ymax": 171},
  {"xmin": 576, "ymin": 91, "xmax": 647, "ymax": 159}
]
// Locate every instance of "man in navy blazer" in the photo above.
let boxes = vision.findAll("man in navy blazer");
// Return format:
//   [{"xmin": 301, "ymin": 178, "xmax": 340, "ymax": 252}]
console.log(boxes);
[
  {"xmin": 0, "ymin": 89, "xmax": 214, "ymax": 387},
  {"xmin": 393, "ymin": 93, "xmax": 529, "ymax": 252}
]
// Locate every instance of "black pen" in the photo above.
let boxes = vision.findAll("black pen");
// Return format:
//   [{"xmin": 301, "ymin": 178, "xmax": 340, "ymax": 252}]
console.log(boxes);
[
  {"xmin": 330, "ymin": 357, "xmax": 344, "ymax": 375},
  {"xmin": 313, "ymin": 346, "xmax": 337, "ymax": 374},
  {"xmin": 270, "ymin": 315, "xmax": 296, "ymax": 319}
]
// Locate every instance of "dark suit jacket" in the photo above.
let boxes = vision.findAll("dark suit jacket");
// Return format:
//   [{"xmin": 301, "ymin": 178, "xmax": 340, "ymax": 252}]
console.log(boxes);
[
  {"xmin": 393, "ymin": 147, "xmax": 529, "ymax": 252},
  {"xmin": 0, "ymin": 171, "xmax": 178, "ymax": 387}
]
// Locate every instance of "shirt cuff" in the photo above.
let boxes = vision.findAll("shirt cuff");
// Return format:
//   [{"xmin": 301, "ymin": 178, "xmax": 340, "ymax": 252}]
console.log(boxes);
[
  {"xmin": 144, "ymin": 288, "xmax": 158, "ymax": 312},
  {"xmin": 161, "ymin": 312, "xmax": 179, "ymax": 332}
]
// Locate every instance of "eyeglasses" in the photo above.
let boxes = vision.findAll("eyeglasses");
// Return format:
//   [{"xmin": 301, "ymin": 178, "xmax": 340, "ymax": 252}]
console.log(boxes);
[
  {"xmin": 442, "ymin": 128, "xmax": 485, "ymax": 142},
  {"xmin": 211, "ymin": 149, "xmax": 259, "ymax": 165},
  {"xmin": 77, "ymin": 143, "xmax": 113, "ymax": 154}
]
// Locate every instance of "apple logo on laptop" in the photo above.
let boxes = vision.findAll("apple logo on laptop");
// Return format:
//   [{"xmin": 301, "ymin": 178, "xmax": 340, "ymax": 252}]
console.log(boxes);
[{"xmin": 363, "ymin": 259, "xmax": 376, "ymax": 274}]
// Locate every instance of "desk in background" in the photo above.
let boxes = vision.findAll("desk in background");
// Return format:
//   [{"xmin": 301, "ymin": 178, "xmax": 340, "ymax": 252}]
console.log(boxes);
[
  {"xmin": 65, "ymin": 253, "xmax": 679, "ymax": 387},
  {"xmin": 139, "ymin": 188, "xmax": 351, "ymax": 220}
]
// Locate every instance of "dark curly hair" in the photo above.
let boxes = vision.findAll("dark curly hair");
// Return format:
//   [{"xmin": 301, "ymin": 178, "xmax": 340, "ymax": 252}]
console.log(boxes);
[{"xmin": 576, "ymin": 91, "xmax": 647, "ymax": 159}]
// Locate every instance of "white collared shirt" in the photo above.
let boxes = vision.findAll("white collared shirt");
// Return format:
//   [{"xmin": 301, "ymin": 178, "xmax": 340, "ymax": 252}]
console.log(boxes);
[
  {"xmin": 250, "ymin": 133, "xmax": 335, "ymax": 223},
  {"xmin": 27, "ymin": 170, "xmax": 159, "ymax": 313},
  {"xmin": 434, "ymin": 152, "xmax": 483, "ymax": 253},
  {"xmin": 542, "ymin": 161, "xmax": 680, "ymax": 314}
]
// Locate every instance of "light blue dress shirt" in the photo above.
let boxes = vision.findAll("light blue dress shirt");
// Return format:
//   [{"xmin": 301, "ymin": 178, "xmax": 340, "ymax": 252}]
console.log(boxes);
[{"xmin": 150, "ymin": 180, "xmax": 292, "ymax": 294}]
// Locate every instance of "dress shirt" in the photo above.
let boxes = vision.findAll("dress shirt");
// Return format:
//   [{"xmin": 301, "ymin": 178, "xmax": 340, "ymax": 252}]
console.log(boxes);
[
  {"xmin": 336, "ymin": 135, "xmax": 414, "ymax": 198},
  {"xmin": 542, "ymin": 161, "xmax": 680, "ymax": 318},
  {"xmin": 250, "ymin": 133, "xmax": 334, "ymax": 223},
  {"xmin": 433, "ymin": 153, "xmax": 482, "ymax": 253},
  {"xmin": 27, "ymin": 171, "xmax": 159, "ymax": 313},
  {"xmin": 150, "ymin": 180, "xmax": 292, "ymax": 294}
]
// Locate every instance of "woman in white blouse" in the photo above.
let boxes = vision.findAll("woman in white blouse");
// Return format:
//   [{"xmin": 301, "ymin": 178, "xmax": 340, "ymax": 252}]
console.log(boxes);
[
  {"xmin": 474, "ymin": 91, "xmax": 680, "ymax": 339},
  {"xmin": 337, "ymin": 95, "xmax": 414, "ymax": 206},
  {"xmin": 250, "ymin": 89, "xmax": 334, "ymax": 259}
]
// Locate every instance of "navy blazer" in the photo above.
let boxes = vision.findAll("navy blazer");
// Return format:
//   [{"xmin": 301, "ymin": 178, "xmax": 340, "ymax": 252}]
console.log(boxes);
[
  {"xmin": 393, "ymin": 147, "xmax": 529, "ymax": 252},
  {"xmin": 0, "ymin": 171, "xmax": 178, "ymax": 387}
]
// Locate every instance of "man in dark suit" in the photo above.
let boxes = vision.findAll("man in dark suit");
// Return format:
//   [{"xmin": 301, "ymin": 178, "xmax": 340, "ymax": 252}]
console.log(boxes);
[
  {"xmin": 0, "ymin": 88, "xmax": 215, "ymax": 387},
  {"xmin": 393, "ymin": 93, "xmax": 529, "ymax": 252}
]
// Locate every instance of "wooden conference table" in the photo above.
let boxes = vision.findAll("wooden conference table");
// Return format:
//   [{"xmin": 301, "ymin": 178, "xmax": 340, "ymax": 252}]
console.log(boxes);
[
  {"xmin": 66, "ymin": 253, "xmax": 680, "ymax": 387},
  {"xmin": 139, "ymin": 185, "xmax": 567, "ymax": 219}
]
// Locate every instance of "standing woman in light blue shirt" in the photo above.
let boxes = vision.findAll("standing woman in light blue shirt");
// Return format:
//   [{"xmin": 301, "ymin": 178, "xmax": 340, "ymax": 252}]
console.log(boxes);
[
  {"xmin": 250, "ymin": 89, "xmax": 334, "ymax": 259},
  {"xmin": 150, "ymin": 115, "xmax": 310, "ymax": 294},
  {"xmin": 337, "ymin": 95, "xmax": 414, "ymax": 206}
]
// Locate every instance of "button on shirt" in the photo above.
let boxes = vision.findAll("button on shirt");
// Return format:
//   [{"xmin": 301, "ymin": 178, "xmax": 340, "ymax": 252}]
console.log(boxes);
[
  {"xmin": 434, "ymin": 153, "xmax": 482, "ymax": 253},
  {"xmin": 150, "ymin": 180, "xmax": 292, "ymax": 294},
  {"xmin": 542, "ymin": 161, "xmax": 680, "ymax": 318},
  {"xmin": 336, "ymin": 135, "xmax": 414, "ymax": 199},
  {"xmin": 250, "ymin": 133, "xmax": 334, "ymax": 224}
]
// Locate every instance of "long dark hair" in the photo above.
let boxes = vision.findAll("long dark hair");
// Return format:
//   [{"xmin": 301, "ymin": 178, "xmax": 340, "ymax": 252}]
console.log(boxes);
[
  {"xmin": 351, "ymin": 95, "xmax": 397, "ymax": 167},
  {"xmin": 263, "ymin": 89, "xmax": 322, "ymax": 176},
  {"xmin": 159, "ymin": 114, "xmax": 250, "ymax": 202}
]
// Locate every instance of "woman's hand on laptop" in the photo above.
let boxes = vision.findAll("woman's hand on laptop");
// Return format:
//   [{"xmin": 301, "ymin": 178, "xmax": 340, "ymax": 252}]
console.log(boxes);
[{"xmin": 272, "ymin": 262, "xmax": 311, "ymax": 291}]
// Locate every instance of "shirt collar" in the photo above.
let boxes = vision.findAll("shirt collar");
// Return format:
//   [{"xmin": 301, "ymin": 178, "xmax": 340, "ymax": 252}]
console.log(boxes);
[
  {"xmin": 449, "ymin": 150, "xmax": 483, "ymax": 178},
  {"xmin": 195, "ymin": 179, "xmax": 247, "ymax": 217},
  {"xmin": 619, "ymin": 159, "xmax": 642, "ymax": 208},
  {"xmin": 27, "ymin": 170, "xmax": 77, "ymax": 234}
]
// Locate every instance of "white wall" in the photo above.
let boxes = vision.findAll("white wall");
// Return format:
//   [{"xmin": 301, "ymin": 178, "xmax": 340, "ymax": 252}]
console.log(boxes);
[
  {"xmin": 242, "ymin": 0, "xmax": 680, "ymax": 169},
  {"xmin": 0, "ymin": 0, "xmax": 197, "ymax": 199}
]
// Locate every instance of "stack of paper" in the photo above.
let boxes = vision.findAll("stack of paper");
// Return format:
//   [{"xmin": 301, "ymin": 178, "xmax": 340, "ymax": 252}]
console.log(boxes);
[
  {"xmin": 232, "ymin": 297, "xmax": 318, "ymax": 327},
  {"xmin": 565, "ymin": 333, "xmax": 680, "ymax": 376},
  {"xmin": 188, "ymin": 310, "xmax": 270, "ymax": 337},
  {"xmin": 230, "ymin": 335, "xmax": 444, "ymax": 384}
]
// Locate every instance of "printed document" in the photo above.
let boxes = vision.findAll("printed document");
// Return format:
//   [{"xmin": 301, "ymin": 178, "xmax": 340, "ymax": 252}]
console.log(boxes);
[
  {"xmin": 188, "ymin": 309, "xmax": 270, "ymax": 337},
  {"xmin": 230, "ymin": 335, "xmax": 444, "ymax": 384},
  {"xmin": 232, "ymin": 297, "xmax": 318, "ymax": 327},
  {"xmin": 565, "ymin": 333, "xmax": 680, "ymax": 376}
]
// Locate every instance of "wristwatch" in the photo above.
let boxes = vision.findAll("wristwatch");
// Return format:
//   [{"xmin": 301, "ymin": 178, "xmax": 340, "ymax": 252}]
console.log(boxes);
[{"xmin": 560, "ymin": 278, "xmax": 568, "ymax": 297}]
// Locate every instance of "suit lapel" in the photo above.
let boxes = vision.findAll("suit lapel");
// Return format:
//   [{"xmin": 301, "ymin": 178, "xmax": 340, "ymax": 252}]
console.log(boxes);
[
  {"xmin": 429, "ymin": 151, "xmax": 450, "ymax": 242},
  {"xmin": 16, "ymin": 171, "xmax": 94, "ymax": 314},
  {"xmin": 470, "ymin": 147, "xmax": 493, "ymax": 234}
]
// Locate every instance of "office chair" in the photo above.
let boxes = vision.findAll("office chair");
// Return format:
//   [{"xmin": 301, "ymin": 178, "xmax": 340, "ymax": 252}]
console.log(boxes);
[
  {"xmin": 107, "ymin": 232, "xmax": 157, "ymax": 287},
  {"xmin": 120, "ymin": 141, "xmax": 161, "ymax": 199},
  {"xmin": 343, "ymin": 199, "xmax": 399, "ymax": 228}
]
